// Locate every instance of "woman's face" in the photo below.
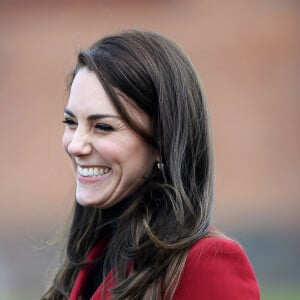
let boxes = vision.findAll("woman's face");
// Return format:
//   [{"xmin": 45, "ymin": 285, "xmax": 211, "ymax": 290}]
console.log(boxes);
[{"xmin": 62, "ymin": 67, "xmax": 158, "ymax": 209}]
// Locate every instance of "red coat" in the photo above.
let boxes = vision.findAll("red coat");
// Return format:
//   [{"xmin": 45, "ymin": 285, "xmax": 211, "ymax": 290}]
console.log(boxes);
[{"xmin": 70, "ymin": 236, "xmax": 260, "ymax": 299}]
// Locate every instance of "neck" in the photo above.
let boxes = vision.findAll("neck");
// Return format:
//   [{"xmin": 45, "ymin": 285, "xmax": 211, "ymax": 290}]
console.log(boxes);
[{"xmin": 102, "ymin": 195, "xmax": 134, "ymax": 229}]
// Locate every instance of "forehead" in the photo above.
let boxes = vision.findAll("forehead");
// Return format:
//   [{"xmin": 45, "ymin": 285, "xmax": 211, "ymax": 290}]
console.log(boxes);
[
  {"xmin": 67, "ymin": 67, "xmax": 152, "ymax": 131},
  {"xmin": 68, "ymin": 67, "xmax": 118, "ymax": 115}
]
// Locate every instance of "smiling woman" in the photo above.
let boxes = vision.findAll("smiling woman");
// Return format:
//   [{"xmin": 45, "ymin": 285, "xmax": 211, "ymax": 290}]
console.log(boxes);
[
  {"xmin": 62, "ymin": 67, "xmax": 158, "ymax": 209},
  {"xmin": 41, "ymin": 30, "xmax": 260, "ymax": 300}
]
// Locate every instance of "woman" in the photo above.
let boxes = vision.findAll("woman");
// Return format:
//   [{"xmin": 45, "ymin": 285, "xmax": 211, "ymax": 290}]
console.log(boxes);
[{"xmin": 42, "ymin": 30, "xmax": 260, "ymax": 299}]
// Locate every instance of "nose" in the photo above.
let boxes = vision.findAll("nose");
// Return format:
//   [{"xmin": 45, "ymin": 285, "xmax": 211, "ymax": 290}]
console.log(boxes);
[{"xmin": 67, "ymin": 129, "xmax": 92, "ymax": 157}]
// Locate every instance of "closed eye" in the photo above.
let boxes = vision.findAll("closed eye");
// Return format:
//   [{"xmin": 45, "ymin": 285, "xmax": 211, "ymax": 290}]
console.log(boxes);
[
  {"xmin": 95, "ymin": 123, "xmax": 114, "ymax": 131},
  {"xmin": 62, "ymin": 118, "xmax": 77, "ymax": 126}
]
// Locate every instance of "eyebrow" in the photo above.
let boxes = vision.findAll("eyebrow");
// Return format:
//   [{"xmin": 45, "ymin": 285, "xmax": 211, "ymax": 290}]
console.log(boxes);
[{"xmin": 64, "ymin": 108, "xmax": 121, "ymax": 121}]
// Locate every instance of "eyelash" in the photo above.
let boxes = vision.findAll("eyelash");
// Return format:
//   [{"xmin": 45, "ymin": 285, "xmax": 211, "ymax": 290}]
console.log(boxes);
[
  {"xmin": 95, "ymin": 123, "xmax": 114, "ymax": 131},
  {"xmin": 62, "ymin": 118, "xmax": 114, "ymax": 132},
  {"xmin": 62, "ymin": 118, "xmax": 77, "ymax": 126}
]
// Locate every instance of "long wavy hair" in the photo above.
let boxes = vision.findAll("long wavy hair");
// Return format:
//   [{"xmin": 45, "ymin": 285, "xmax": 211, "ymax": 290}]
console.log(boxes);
[{"xmin": 42, "ymin": 30, "xmax": 214, "ymax": 300}]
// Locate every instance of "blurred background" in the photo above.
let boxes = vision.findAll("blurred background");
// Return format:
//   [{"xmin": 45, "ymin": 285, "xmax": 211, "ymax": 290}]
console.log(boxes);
[{"xmin": 0, "ymin": 0, "xmax": 299, "ymax": 299}]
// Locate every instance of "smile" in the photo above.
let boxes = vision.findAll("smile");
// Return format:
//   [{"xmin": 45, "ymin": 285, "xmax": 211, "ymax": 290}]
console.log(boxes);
[{"xmin": 78, "ymin": 166, "xmax": 111, "ymax": 177}]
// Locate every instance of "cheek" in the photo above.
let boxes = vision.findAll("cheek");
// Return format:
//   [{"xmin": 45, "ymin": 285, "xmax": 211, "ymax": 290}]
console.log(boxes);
[
  {"xmin": 95, "ymin": 139, "xmax": 124, "ymax": 163},
  {"xmin": 117, "ymin": 137, "xmax": 157, "ymax": 171}
]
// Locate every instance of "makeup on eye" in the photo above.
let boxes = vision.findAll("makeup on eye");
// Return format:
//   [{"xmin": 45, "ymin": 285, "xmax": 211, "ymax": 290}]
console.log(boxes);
[
  {"xmin": 63, "ymin": 108, "xmax": 122, "ymax": 121},
  {"xmin": 62, "ymin": 111, "xmax": 122, "ymax": 132},
  {"xmin": 62, "ymin": 117, "xmax": 77, "ymax": 126},
  {"xmin": 94, "ymin": 123, "xmax": 114, "ymax": 131}
]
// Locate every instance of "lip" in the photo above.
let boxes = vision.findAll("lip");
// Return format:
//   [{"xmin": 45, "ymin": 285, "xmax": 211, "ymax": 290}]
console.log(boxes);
[
  {"xmin": 76, "ymin": 163, "xmax": 110, "ymax": 168},
  {"xmin": 76, "ymin": 169, "xmax": 112, "ymax": 184}
]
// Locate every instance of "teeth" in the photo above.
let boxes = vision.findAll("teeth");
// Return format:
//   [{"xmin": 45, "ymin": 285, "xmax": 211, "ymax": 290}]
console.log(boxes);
[{"xmin": 78, "ymin": 166, "xmax": 110, "ymax": 177}]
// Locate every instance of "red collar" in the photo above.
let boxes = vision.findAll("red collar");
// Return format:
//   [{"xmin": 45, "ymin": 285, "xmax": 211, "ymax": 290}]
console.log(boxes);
[{"xmin": 69, "ymin": 235, "xmax": 114, "ymax": 300}]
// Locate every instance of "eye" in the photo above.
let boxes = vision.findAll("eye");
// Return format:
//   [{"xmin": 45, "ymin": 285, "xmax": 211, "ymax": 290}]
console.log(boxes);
[
  {"xmin": 62, "ymin": 117, "xmax": 77, "ymax": 127},
  {"xmin": 95, "ymin": 123, "xmax": 114, "ymax": 131}
]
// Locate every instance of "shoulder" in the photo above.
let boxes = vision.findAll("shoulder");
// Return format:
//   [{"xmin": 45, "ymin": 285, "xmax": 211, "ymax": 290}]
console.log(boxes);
[
  {"xmin": 173, "ymin": 236, "xmax": 260, "ymax": 300},
  {"xmin": 187, "ymin": 235, "xmax": 252, "ymax": 267}
]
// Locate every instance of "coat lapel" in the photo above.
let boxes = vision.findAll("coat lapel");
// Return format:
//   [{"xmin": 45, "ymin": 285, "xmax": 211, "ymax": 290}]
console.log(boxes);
[{"xmin": 69, "ymin": 236, "xmax": 111, "ymax": 300}]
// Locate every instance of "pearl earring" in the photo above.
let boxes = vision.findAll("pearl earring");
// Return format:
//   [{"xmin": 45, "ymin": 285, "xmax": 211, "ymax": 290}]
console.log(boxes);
[{"xmin": 157, "ymin": 162, "xmax": 164, "ymax": 171}]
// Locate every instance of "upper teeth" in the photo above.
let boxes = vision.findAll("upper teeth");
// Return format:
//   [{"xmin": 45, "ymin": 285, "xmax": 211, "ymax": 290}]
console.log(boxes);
[{"xmin": 78, "ymin": 166, "xmax": 110, "ymax": 177}]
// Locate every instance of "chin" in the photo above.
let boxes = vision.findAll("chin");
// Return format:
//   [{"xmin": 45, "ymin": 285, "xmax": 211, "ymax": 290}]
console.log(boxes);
[
  {"xmin": 76, "ymin": 193, "xmax": 99, "ymax": 207},
  {"xmin": 76, "ymin": 198, "xmax": 93, "ymax": 207},
  {"xmin": 75, "ymin": 194, "xmax": 113, "ymax": 209}
]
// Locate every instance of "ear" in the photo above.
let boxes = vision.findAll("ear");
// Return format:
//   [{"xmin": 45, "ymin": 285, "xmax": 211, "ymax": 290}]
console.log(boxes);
[{"xmin": 155, "ymin": 152, "xmax": 160, "ymax": 162}]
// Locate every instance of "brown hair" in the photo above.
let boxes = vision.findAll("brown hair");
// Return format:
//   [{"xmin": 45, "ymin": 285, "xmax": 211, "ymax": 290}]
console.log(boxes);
[{"xmin": 42, "ymin": 30, "xmax": 214, "ymax": 300}]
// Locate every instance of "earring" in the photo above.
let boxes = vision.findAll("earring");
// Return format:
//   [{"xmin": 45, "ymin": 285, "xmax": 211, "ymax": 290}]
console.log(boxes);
[{"xmin": 157, "ymin": 162, "xmax": 164, "ymax": 171}]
